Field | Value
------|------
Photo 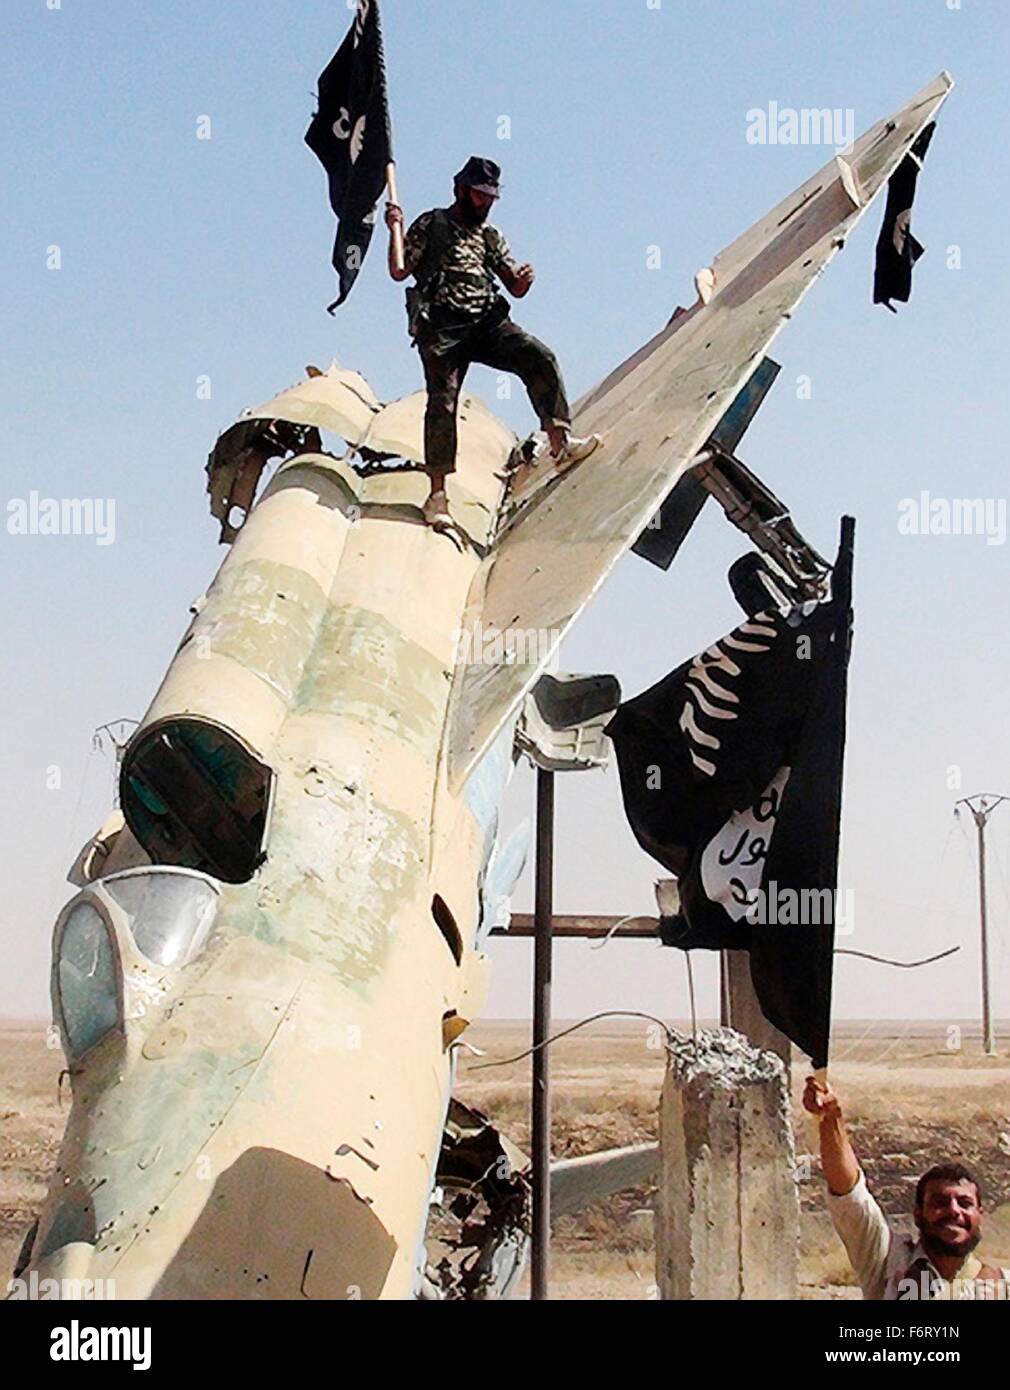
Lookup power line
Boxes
[834,946,959,969]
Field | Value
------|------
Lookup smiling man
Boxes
[804,1076,1009,1300]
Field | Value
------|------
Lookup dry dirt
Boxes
[3,1017,1009,1300]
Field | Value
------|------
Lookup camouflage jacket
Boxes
[404,208,517,328]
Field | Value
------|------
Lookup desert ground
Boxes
[3,1017,1009,1299]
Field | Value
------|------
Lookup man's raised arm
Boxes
[805,1076,892,1299]
[803,1075,860,1195]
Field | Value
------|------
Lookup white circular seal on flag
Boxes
[700,765,791,922]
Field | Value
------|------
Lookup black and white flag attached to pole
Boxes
[607,519,855,1067]
[305,0,393,309]
[873,121,936,312]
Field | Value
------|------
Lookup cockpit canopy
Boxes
[56,901,121,1061]
[52,866,220,1062]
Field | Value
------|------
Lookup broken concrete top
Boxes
[659,1025,798,1299]
[666,1026,787,1089]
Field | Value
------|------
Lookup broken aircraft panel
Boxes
[515,672,622,773]
[631,356,781,571]
[425,1101,660,1297]
[241,361,518,475]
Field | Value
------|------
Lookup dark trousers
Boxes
[417,315,570,476]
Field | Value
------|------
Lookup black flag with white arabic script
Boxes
[873,121,936,312]
[607,520,854,1067]
[305,0,393,308]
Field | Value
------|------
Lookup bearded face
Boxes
[455,185,494,227]
[915,1180,983,1260]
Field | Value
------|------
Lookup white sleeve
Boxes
[826,1169,892,1300]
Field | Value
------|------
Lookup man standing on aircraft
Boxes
[804,1075,1009,1299]
[385,156,599,527]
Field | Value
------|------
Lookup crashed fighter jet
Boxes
[17,75,951,1299]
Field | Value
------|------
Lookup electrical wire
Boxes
[588,913,638,950]
[466,1009,684,1071]
[834,946,959,968]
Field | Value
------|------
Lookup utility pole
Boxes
[955,794,1008,1056]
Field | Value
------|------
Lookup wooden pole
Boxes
[805,1065,830,1182]
[386,161,405,273]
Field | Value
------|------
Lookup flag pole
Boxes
[386,161,405,273]
[809,1065,829,1136]
[809,515,854,1149]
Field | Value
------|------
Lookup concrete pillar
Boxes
[656,1027,798,1300]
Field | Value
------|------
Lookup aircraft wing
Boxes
[445,72,953,787]
[550,1144,660,1219]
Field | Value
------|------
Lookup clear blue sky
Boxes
[3,1,1009,1034]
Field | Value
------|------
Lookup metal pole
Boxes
[531,767,554,1300]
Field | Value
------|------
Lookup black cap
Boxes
[454,155,502,197]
